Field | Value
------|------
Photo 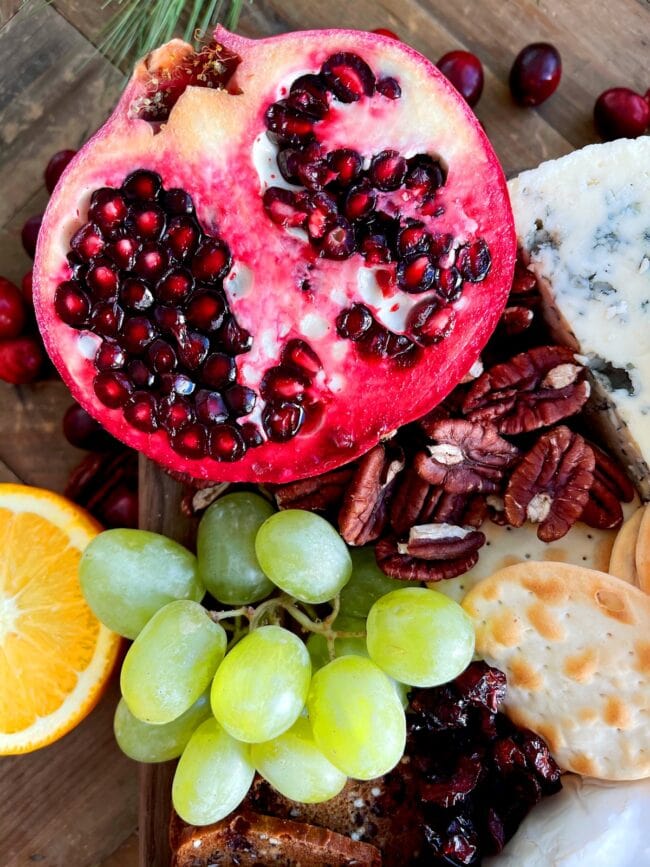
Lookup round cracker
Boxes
[609,505,645,587]
[635,506,650,594]
[463,561,650,780]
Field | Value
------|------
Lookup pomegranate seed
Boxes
[107,235,141,270]
[265,101,315,145]
[262,401,305,442]
[99,484,138,530]
[436,265,463,301]
[165,216,200,260]
[263,188,309,229]
[21,215,42,258]
[372,27,400,40]
[408,300,456,345]
[294,147,333,190]
[127,359,155,388]
[154,305,185,334]
[594,88,650,140]
[160,373,195,397]
[63,402,114,449]
[456,239,491,282]
[509,43,562,107]
[186,290,226,332]
[90,302,124,338]
[218,316,252,355]
[397,253,437,293]
[376,77,402,99]
[162,188,194,215]
[281,339,321,375]
[147,338,177,373]
[195,389,229,424]
[0,277,26,339]
[240,422,264,448]
[437,51,484,107]
[192,240,231,283]
[277,148,301,184]
[201,352,237,388]
[126,204,166,240]
[121,316,157,354]
[370,150,407,190]
[156,267,194,304]
[21,271,33,305]
[95,341,126,370]
[360,233,392,264]
[260,365,309,402]
[172,423,208,458]
[94,370,133,408]
[89,189,128,233]
[344,182,377,220]
[327,149,362,186]
[336,304,373,340]
[134,243,169,280]
[307,192,339,240]
[225,384,257,417]
[71,223,105,261]
[122,169,162,202]
[398,222,431,256]
[44,149,77,193]
[385,332,417,361]
[0,336,43,384]
[405,155,446,197]
[159,396,194,432]
[124,392,159,432]
[86,259,119,299]
[429,232,454,258]
[55,281,91,326]
[176,329,210,369]
[120,278,153,311]
[288,74,329,119]
[321,52,375,102]
[209,423,246,461]
[320,219,356,260]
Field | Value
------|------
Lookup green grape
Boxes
[114,691,212,763]
[366,587,475,687]
[197,492,275,605]
[121,600,226,724]
[251,716,347,804]
[255,510,352,603]
[172,717,254,826]
[338,547,406,619]
[211,625,310,743]
[307,655,406,780]
[79,529,203,639]
[307,616,409,709]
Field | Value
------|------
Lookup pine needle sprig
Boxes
[100,0,247,69]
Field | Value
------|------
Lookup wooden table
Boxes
[0,0,647,863]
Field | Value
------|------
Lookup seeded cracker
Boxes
[462,561,650,780]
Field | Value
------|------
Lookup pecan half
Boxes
[414,420,520,494]
[433,491,487,528]
[504,427,595,542]
[339,443,404,546]
[462,346,591,435]
[509,259,538,300]
[498,305,535,336]
[274,464,355,513]
[389,466,443,536]
[375,524,484,582]
[580,442,635,530]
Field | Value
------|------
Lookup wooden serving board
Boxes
[1,0,647,865]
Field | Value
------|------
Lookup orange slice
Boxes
[0,484,121,754]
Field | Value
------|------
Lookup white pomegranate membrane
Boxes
[36,30,515,482]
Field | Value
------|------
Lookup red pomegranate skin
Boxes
[509,43,562,106]
[594,88,650,140]
[0,336,43,384]
[437,51,484,107]
[0,277,26,339]
[33,28,515,484]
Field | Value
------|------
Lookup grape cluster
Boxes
[79,493,475,826]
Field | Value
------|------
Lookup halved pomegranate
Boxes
[34,28,515,483]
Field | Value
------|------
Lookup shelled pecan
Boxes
[375,524,484,582]
[580,441,636,530]
[65,448,139,528]
[339,443,405,546]
[274,464,355,513]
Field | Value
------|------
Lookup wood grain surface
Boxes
[0,0,648,864]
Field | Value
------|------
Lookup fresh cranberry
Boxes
[63,402,115,451]
[0,277,26,339]
[594,87,650,140]
[21,271,33,305]
[509,43,562,106]
[372,28,400,40]
[44,149,77,193]
[98,483,139,529]
[21,215,43,259]
[0,336,44,384]
[437,51,484,107]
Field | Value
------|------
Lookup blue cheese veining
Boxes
[508,137,650,498]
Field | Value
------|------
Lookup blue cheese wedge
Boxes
[508,137,650,498]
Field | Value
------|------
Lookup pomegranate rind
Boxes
[34,28,515,483]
